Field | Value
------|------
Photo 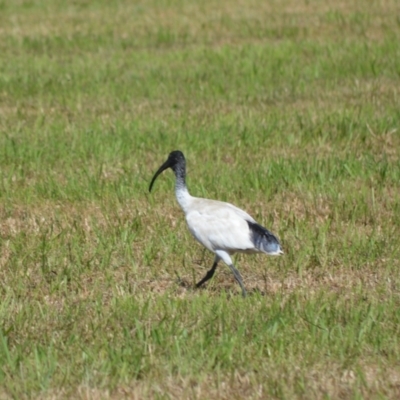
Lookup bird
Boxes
[148,150,283,297]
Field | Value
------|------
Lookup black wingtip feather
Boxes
[247,221,282,255]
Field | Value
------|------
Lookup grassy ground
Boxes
[1,0,400,398]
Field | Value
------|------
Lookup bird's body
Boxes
[149,151,283,297]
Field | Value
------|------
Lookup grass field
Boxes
[1,0,400,398]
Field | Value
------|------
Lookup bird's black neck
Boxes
[172,161,187,192]
[172,159,192,212]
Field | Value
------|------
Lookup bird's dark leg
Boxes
[227,264,247,298]
[196,257,219,288]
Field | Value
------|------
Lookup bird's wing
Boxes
[193,198,256,222]
[185,199,255,253]
[222,201,256,223]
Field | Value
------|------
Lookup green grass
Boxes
[1,0,400,398]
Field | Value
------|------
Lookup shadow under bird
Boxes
[149,150,283,297]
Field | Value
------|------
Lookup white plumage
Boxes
[149,150,283,297]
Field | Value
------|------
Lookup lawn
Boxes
[0,0,400,398]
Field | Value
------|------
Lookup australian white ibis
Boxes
[149,150,283,297]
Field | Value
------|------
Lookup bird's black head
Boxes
[167,150,185,167]
[149,150,186,192]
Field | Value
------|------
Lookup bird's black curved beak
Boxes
[149,158,172,192]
